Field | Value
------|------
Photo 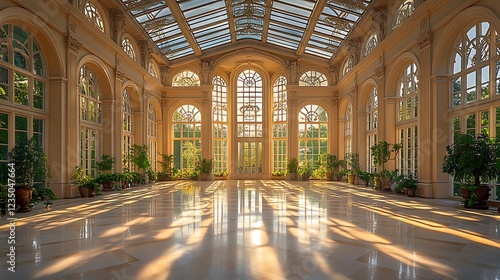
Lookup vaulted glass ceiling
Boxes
[120,0,372,61]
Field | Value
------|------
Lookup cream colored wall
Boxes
[2,0,499,198]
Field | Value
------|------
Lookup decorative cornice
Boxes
[66,35,82,53]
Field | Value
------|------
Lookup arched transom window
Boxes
[173,105,201,172]
[172,70,200,87]
[121,37,136,61]
[84,2,105,32]
[343,56,353,77]
[298,104,328,165]
[393,0,415,30]
[299,70,328,86]
[365,33,378,57]
[148,60,158,78]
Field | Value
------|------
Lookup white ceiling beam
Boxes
[296,0,327,56]
[164,0,202,56]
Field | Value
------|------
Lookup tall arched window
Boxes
[121,37,136,61]
[122,89,134,170]
[393,0,415,30]
[273,76,287,173]
[364,33,378,57]
[345,102,352,155]
[236,70,263,175]
[172,70,200,87]
[173,105,201,172]
[212,76,228,175]
[79,65,102,176]
[0,25,47,172]
[343,56,353,76]
[298,104,328,165]
[148,103,157,171]
[83,2,105,32]
[449,21,500,198]
[299,71,328,86]
[397,63,419,177]
[366,88,378,172]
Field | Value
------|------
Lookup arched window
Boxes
[84,2,105,32]
[122,89,134,170]
[173,105,201,172]
[172,70,200,87]
[148,103,157,171]
[345,102,352,155]
[0,24,47,174]
[393,0,415,30]
[397,63,419,177]
[449,21,500,198]
[121,37,136,61]
[79,65,102,176]
[299,70,328,86]
[236,70,263,175]
[148,60,158,78]
[343,56,353,76]
[365,33,378,57]
[298,104,328,165]
[212,76,228,175]
[273,76,287,173]
[366,87,378,172]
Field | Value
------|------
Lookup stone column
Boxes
[48,77,68,199]
[63,35,82,198]
[114,68,124,172]
[287,94,298,160]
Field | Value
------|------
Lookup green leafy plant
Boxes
[96,155,114,172]
[345,153,360,176]
[197,158,213,175]
[442,133,500,187]
[287,158,299,174]
[129,145,152,178]
[9,137,51,188]
[370,141,402,171]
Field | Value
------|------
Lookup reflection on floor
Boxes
[1,180,500,279]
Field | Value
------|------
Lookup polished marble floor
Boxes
[1,180,500,279]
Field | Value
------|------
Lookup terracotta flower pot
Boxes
[15,187,34,213]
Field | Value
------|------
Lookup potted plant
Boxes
[358,171,374,187]
[271,170,286,180]
[395,174,417,196]
[345,153,360,184]
[197,158,213,181]
[157,153,174,181]
[9,137,52,212]
[299,161,314,181]
[129,145,152,184]
[70,166,99,198]
[96,154,115,191]
[286,158,299,181]
[214,170,229,180]
[442,133,500,208]
[371,141,402,190]
[320,154,343,181]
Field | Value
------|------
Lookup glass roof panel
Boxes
[302,0,372,58]
[121,0,373,61]
[179,0,231,52]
